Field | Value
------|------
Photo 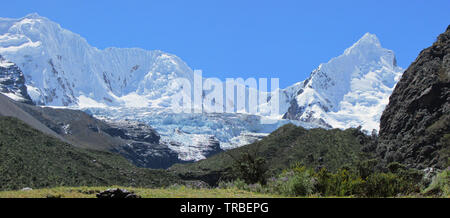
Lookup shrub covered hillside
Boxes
[0,116,181,191]
[218,163,449,197]
[170,124,376,186]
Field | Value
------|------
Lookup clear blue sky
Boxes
[1,0,449,88]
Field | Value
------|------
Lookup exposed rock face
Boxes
[0,55,32,104]
[103,120,184,169]
[102,120,161,144]
[378,26,450,169]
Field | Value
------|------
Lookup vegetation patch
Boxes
[171,124,376,186]
[219,163,446,198]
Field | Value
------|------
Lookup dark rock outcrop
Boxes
[0,55,33,104]
[96,188,141,198]
[113,141,183,169]
[103,119,184,169]
[377,26,450,169]
[102,120,160,144]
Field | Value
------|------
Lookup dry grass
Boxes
[0,186,282,198]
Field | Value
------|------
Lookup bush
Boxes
[315,168,365,196]
[231,152,268,185]
[423,170,450,196]
[267,165,315,196]
[225,161,426,198]
[357,159,379,179]
[364,172,417,197]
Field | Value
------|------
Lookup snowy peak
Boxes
[23,12,43,19]
[344,33,382,54]
[282,33,404,131]
[340,33,397,70]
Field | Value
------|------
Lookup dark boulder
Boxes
[96,188,141,199]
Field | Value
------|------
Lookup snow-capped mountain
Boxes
[0,13,193,107]
[0,13,403,161]
[277,33,404,131]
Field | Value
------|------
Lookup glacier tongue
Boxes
[85,107,320,161]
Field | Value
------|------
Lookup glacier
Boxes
[0,13,403,161]
[84,107,319,161]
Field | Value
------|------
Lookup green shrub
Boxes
[314,168,365,196]
[223,161,425,198]
[387,162,406,173]
[268,165,315,196]
[232,152,268,185]
[364,172,417,197]
[423,170,450,196]
[357,159,379,179]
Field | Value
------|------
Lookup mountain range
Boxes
[0,13,403,162]
[0,13,448,195]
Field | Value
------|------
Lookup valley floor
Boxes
[0,186,446,198]
[0,186,282,198]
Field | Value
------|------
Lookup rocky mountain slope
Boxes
[0,93,63,140]
[101,119,187,168]
[377,26,450,170]
[0,116,181,191]
[1,92,198,169]
[0,55,32,104]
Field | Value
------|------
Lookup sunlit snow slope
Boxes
[280,33,404,131]
[0,13,193,107]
